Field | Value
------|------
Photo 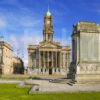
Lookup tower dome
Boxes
[46,10,51,16]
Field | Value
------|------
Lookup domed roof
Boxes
[46,10,51,16]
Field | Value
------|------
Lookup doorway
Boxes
[49,69,52,75]
[0,68,2,74]
[49,61,52,75]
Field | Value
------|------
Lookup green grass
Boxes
[0,84,100,100]
[1,75,30,80]
[1,74,65,80]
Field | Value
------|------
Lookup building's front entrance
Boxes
[0,68,2,74]
[49,61,52,75]
[49,69,52,75]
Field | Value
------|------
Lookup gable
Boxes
[39,41,61,49]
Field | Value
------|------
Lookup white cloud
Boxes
[0,5,43,67]
[6,29,42,67]
[20,31,42,67]
[3,25,71,68]
[0,0,71,67]
[9,34,19,48]
[8,30,71,67]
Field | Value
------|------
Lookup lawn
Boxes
[0,84,100,100]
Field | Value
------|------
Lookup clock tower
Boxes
[43,10,54,42]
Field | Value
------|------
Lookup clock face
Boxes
[46,20,50,24]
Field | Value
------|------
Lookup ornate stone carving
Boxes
[79,63,100,72]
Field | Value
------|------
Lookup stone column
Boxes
[52,51,53,67]
[56,51,57,68]
[28,53,32,69]
[51,51,54,74]
[42,51,43,68]
[45,51,47,68]
[68,52,70,65]
[41,51,43,74]
[67,52,70,73]
[60,52,62,68]
[66,53,67,67]
[62,53,63,68]
[39,51,41,68]
[77,36,79,63]
[58,52,60,68]
[58,52,60,73]
[43,51,45,74]
[43,51,45,68]
[45,51,48,74]
[47,51,49,68]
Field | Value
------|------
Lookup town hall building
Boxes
[27,10,70,75]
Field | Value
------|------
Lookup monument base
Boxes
[70,62,100,84]
[75,74,100,84]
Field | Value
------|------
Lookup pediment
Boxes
[39,41,61,49]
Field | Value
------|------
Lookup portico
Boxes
[38,50,61,74]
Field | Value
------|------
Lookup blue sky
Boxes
[0,0,100,66]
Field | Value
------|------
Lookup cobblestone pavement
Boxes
[28,79,100,93]
[0,79,100,93]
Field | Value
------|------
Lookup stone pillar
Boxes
[45,51,47,68]
[52,51,53,67]
[43,51,45,68]
[43,51,46,74]
[67,52,69,73]
[60,52,62,68]
[39,51,41,69]
[77,36,80,63]
[57,52,60,72]
[62,53,64,68]
[42,51,43,68]
[58,52,60,73]
[56,51,57,68]
[46,51,48,74]
[47,51,49,68]
[28,53,32,69]
[58,52,60,68]
[66,53,68,68]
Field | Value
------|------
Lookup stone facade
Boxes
[28,10,70,75]
[69,22,100,83]
[0,41,24,75]
[0,41,13,75]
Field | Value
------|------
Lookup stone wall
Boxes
[80,33,99,62]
